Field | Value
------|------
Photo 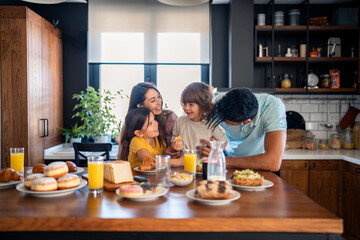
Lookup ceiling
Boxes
[212,0,354,4]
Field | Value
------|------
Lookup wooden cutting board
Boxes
[82,174,139,192]
[286,129,310,149]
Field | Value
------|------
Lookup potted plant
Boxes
[58,123,85,146]
[72,86,124,143]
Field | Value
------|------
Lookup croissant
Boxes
[32,164,47,173]
[139,156,155,171]
[0,168,24,182]
[65,161,77,173]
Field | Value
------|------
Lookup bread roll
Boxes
[57,174,80,190]
[195,180,232,199]
[65,161,77,173]
[44,162,68,178]
[24,174,45,189]
[31,177,57,192]
[32,164,47,173]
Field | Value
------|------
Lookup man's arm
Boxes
[197,130,286,171]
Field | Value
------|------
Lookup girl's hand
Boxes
[172,137,183,151]
[164,147,181,159]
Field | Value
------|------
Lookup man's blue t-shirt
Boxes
[215,93,287,157]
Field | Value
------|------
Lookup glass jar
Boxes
[330,133,342,149]
[302,133,316,150]
[318,139,329,150]
[320,74,331,88]
[354,122,360,149]
[207,141,226,181]
[342,128,354,149]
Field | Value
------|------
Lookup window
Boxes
[89,0,209,122]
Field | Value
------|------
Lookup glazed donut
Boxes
[65,161,77,173]
[32,164,47,173]
[31,177,57,192]
[24,173,45,189]
[57,174,80,190]
[119,185,143,198]
[44,161,68,178]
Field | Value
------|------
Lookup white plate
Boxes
[133,167,156,175]
[0,180,23,189]
[116,186,169,201]
[16,179,87,197]
[27,167,84,175]
[186,189,240,206]
[229,179,274,192]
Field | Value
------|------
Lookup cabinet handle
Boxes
[355,168,360,174]
[304,162,307,168]
[40,118,49,137]
[312,162,316,168]
[45,118,49,137]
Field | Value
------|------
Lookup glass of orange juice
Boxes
[184,149,197,175]
[10,148,24,175]
[87,156,104,194]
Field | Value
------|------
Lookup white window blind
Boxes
[88,0,210,63]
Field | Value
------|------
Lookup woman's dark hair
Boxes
[181,82,213,120]
[126,82,166,148]
[206,88,258,128]
[120,107,152,160]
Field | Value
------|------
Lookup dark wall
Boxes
[211,4,229,88]
[211,0,254,89]
[0,1,88,129]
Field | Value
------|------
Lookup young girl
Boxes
[171,82,227,153]
[120,107,166,168]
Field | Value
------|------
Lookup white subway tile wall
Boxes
[277,94,360,140]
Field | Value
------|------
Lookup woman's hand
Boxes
[196,137,215,157]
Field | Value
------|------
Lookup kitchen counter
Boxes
[44,144,360,165]
[0,169,342,240]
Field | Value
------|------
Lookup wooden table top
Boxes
[0,168,342,233]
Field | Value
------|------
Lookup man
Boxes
[197,88,287,172]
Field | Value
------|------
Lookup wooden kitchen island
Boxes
[0,169,342,240]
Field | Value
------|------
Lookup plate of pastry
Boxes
[229,169,273,192]
[186,180,240,206]
[0,181,23,189]
[16,178,87,198]
[116,184,168,201]
[133,167,156,175]
[0,168,24,189]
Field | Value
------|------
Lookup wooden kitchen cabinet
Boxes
[0,6,63,167]
[280,160,309,195]
[309,160,339,216]
[281,160,340,216]
[341,161,360,240]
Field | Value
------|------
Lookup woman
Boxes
[117,82,178,160]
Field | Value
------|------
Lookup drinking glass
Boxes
[155,155,170,187]
[87,156,104,194]
[10,148,24,175]
[184,149,197,175]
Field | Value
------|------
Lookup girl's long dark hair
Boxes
[120,108,151,161]
[127,82,167,148]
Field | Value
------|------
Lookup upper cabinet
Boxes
[254,0,359,94]
[0,6,63,167]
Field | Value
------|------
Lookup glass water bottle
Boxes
[207,141,226,181]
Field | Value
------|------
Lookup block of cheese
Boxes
[104,161,133,184]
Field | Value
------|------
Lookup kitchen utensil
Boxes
[286,111,305,130]
[307,72,319,87]
[327,37,341,57]
[320,102,333,129]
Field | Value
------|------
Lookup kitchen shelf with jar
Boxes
[254,0,359,93]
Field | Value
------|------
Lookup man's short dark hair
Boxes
[206,88,258,128]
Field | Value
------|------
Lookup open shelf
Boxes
[256,57,357,62]
[275,88,357,93]
[255,25,358,31]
